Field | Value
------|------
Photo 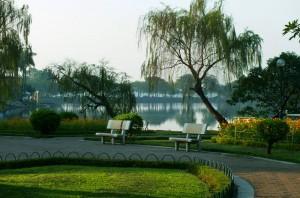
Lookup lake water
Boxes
[2,99,240,131]
[136,102,238,131]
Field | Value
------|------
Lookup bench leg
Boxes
[197,141,201,151]
[111,138,115,145]
[101,137,105,144]
[186,143,190,152]
[122,136,125,145]
[175,142,179,151]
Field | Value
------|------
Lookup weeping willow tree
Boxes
[51,60,136,118]
[0,0,32,108]
[138,0,262,124]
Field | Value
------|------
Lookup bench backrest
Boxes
[183,123,208,139]
[107,120,131,135]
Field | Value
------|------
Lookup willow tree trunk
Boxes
[194,84,228,125]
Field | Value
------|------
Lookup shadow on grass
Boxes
[0,183,163,198]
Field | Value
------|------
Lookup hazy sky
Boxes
[16,0,300,81]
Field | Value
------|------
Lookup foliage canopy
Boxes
[0,0,32,107]
[51,60,136,118]
[228,52,300,117]
[138,0,262,124]
[283,19,300,42]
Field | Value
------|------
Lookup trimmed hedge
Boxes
[211,136,300,151]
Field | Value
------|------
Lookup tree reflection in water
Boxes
[2,100,240,131]
[136,102,239,131]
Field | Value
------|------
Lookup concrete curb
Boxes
[234,176,255,198]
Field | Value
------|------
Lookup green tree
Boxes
[283,19,300,42]
[256,119,289,154]
[51,60,136,118]
[27,68,59,96]
[138,0,262,124]
[0,0,32,107]
[228,52,300,117]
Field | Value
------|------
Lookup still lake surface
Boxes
[3,99,240,131]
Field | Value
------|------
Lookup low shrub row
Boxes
[0,110,144,140]
[219,118,294,154]
[0,117,107,136]
[211,136,300,151]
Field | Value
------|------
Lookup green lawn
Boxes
[0,165,211,198]
[131,139,300,163]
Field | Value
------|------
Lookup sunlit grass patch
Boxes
[0,165,211,197]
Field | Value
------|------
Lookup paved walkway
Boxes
[0,136,300,197]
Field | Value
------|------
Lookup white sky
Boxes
[16,0,300,81]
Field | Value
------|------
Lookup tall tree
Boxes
[138,0,262,124]
[228,52,300,117]
[0,0,32,107]
[51,60,136,118]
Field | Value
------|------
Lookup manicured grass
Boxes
[132,139,300,163]
[0,165,211,197]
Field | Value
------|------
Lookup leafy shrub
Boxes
[219,117,261,140]
[29,109,61,136]
[256,118,289,154]
[60,112,79,121]
[218,123,235,137]
[113,113,143,141]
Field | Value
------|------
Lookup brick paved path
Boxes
[0,136,299,197]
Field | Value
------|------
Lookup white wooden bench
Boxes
[169,123,208,152]
[95,120,131,145]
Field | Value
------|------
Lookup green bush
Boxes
[113,113,143,141]
[218,123,235,137]
[29,109,61,136]
[256,118,289,154]
[60,112,79,121]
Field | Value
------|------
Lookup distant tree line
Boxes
[131,75,231,101]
